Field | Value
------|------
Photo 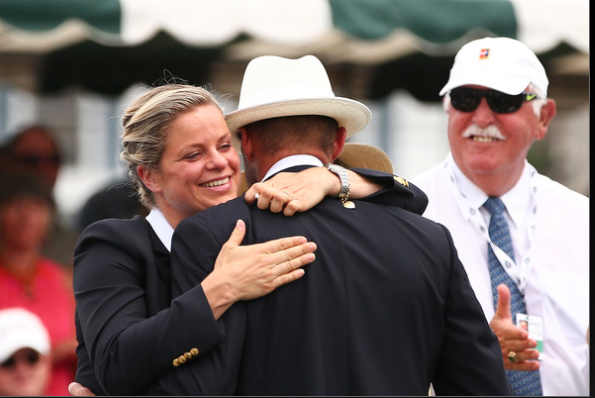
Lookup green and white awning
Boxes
[0,0,588,98]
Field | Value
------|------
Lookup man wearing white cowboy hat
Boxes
[150,54,510,395]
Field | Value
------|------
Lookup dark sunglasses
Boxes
[0,350,41,369]
[15,154,62,166]
[449,88,540,114]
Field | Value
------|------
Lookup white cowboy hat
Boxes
[226,55,371,146]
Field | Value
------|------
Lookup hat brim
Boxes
[226,97,371,149]
[439,70,531,96]
[335,143,393,174]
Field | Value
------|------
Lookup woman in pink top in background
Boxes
[0,172,77,396]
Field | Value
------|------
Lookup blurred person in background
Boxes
[77,178,148,231]
[0,307,52,396]
[0,172,77,396]
[412,37,589,396]
[1,125,80,270]
[4,125,62,189]
[0,141,11,176]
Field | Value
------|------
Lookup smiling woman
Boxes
[72,82,321,395]
[121,86,241,226]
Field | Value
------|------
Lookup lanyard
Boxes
[442,160,538,295]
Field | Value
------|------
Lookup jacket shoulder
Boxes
[351,167,429,215]
[76,216,151,252]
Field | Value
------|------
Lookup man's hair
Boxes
[245,115,337,156]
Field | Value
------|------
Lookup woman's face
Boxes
[144,104,241,223]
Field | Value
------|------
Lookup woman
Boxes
[73,83,389,395]
[0,172,77,395]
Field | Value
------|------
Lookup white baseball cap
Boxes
[226,55,371,144]
[439,37,549,97]
[0,308,50,363]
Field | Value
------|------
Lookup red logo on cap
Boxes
[479,48,490,59]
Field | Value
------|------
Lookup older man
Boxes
[413,37,589,396]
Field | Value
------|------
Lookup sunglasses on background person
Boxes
[449,87,540,114]
[0,350,41,369]
[14,154,62,167]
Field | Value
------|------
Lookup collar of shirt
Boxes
[448,153,488,217]
[499,167,534,231]
[262,154,323,181]
[447,153,534,230]
[146,207,174,252]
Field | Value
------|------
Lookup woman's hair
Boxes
[120,83,223,209]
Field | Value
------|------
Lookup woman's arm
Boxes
[245,166,388,216]
[74,219,316,395]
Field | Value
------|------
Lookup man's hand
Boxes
[489,284,540,371]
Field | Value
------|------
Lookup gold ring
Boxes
[507,351,518,363]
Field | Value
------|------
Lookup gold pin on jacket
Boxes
[394,176,409,188]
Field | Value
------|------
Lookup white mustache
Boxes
[462,125,506,140]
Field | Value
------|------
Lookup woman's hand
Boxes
[68,382,96,396]
[244,167,383,216]
[202,219,317,319]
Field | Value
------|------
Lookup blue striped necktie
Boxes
[484,197,542,396]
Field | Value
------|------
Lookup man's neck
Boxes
[261,154,324,181]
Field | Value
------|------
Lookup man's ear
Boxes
[535,98,556,141]
[137,165,161,194]
[331,127,347,161]
[239,127,255,162]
